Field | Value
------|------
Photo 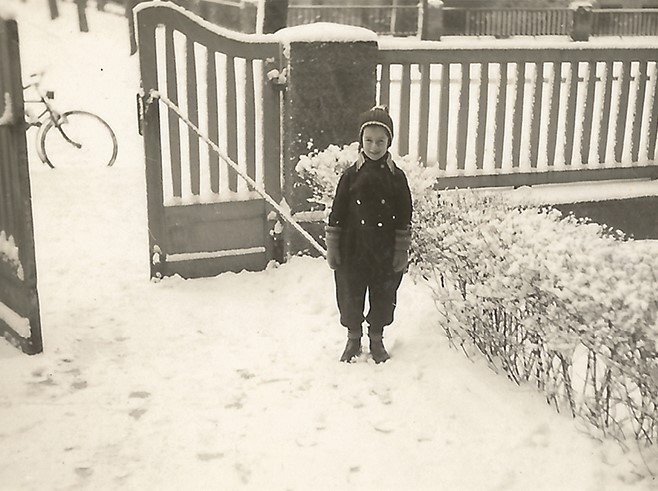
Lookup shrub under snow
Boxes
[296,143,658,449]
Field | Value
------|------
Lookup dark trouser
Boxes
[334,266,404,338]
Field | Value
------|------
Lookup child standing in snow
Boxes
[325,106,413,363]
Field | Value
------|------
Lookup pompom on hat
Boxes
[358,105,394,147]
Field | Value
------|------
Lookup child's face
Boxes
[361,125,389,161]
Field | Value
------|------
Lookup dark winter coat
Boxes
[328,153,413,271]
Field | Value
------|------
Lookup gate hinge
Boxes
[266,67,287,90]
[136,89,158,135]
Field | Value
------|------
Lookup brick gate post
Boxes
[278,25,379,257]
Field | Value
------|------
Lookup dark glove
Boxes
[325,225,342,270]
[392,228,411,272]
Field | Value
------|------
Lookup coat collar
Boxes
[356,152,395,173]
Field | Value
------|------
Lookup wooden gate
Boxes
[136,2,282,279]
[0,17,43,354]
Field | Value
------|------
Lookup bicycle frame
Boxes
[23,76,82,160]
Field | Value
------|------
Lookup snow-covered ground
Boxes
[1,1,657,489]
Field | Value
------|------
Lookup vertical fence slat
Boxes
[475,62,489,170]
[245,59,256,181]
[418,63,431,165]
[494,62,508,170]
[457,62,469,170]
[207,51,220,194]
[581,61,597,165]
[615,60,632,163]
[165,27,182,198]
[598,61,614,163]
[529,62,544,169]
[379,64,390,110]
[437,63,450,170]
[648,62,658,160]
[546,60,562,167]
[263,61,281,201]
[186,37,200,196]
[398,63,412,157]
[226,55,238,192]
[511,61,526,168]
[564,61,579,166]
[631,60,648,163]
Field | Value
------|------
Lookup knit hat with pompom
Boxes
[358,105,394,147]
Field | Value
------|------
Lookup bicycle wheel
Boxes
[39,110,118,168]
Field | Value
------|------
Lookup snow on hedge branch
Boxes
[412,189,658,448]
[295,141,439,212]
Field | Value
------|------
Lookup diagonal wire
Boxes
[150,89,327,258]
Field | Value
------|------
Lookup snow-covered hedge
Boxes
[296,143,658,448]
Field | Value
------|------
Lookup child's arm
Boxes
[325,170,351,269]
[328,170,351,227]
[392,171,413,272]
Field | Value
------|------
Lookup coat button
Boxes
[361,219,365,225]
[356,199,361,205]
[377,222,383,227]
[381,199,386,204]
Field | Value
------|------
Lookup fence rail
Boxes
[377,46,658,186]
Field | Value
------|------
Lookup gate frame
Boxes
[136,2,284,279]
[0,17,43,355]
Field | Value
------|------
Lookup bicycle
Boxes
[23,72,118,168]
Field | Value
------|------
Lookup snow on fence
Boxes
[378,45,658,187]
[0,16,43,354]
[149,22,279,205]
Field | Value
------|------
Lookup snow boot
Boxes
[340,327,362,362]
[368,325,390,364]
[340,338,362,362]
[369,337,390,364]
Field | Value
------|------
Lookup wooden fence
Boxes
[0,17,43,354]
[592,8,658,36]
[440,7,658,38]
[377,46,658,187]
[444,8,572,37]
[287,4,420,36]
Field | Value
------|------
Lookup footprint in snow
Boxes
[129,408,147,420]
[372,419,395,434]
[197,452,224,461]
[128,391,151,399]
[74,467,93,478]
[71,380,88,391]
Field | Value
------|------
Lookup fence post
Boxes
[48,0,59,19]
[570,1,593,41]
[262,0,288,34]
[278,26,379,256]
[422,0,443,40]
[75,0,89,32]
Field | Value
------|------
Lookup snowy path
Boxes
[0,1,655,489]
